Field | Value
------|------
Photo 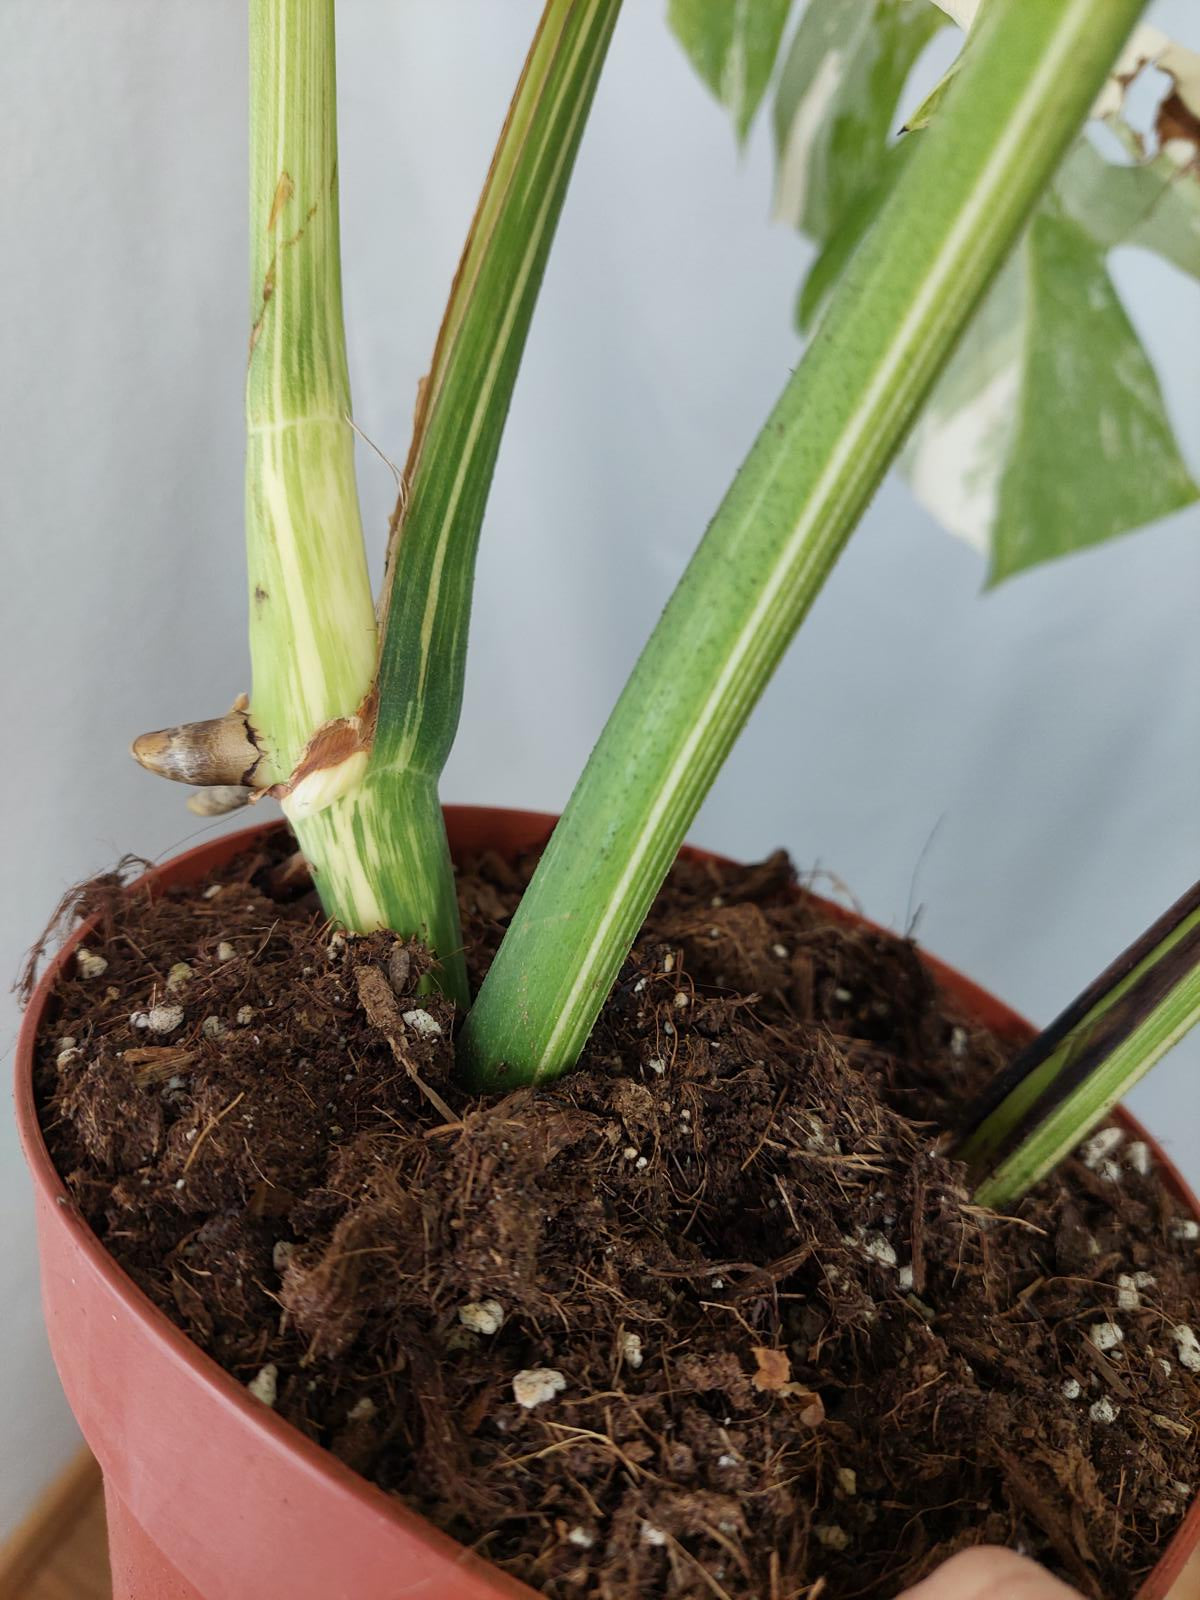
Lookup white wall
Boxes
[2,0,1197,1537]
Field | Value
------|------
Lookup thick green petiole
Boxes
[369,0,622,784]
[460,0,1150,1088]
[245,0,376,784]
[961,881,1200,1210]
[244,0,466,997]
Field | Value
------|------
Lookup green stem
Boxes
[961,881,1200,1210]
[246,0,464,990]
[246,0,375,782]
[369,0,622,781]
[290,771,468,1007]
[460,0,1149,1088]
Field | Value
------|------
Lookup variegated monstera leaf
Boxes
[671,0,1200,584]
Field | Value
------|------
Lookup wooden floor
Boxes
[22,1494,109,1600]
[1,1450,1198,1600]
[0,1452,109,1600]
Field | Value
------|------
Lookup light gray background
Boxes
[2,0,1197,1537]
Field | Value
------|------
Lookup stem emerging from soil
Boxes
[961,880,1200,1210]
[461,0,1151,1088]
[244,0,467,992]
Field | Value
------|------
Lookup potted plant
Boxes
[16,1,1200,1597]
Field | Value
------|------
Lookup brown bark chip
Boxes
[33,834,1200,1598]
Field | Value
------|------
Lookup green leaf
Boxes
[760,1,1200,581]
[771,0,947,242]
[906,207,1198,584]
[992,210,1196,582]
[669,0,794,142]
[937,131,1200,582]
[1054,135,1200,283]
[903,50,961,131]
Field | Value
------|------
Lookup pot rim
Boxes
[15,808,1200,1598]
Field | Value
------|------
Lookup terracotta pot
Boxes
[15,808,1200,1600]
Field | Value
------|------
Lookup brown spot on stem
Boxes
[267,171,294,233]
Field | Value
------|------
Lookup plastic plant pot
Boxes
[15,808,1200,1600]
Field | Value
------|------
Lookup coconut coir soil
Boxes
[33,833,1200,1599]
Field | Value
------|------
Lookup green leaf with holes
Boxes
[754,0,1200,584]
[905,206,1198,584]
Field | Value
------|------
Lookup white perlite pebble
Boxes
[1088,1321,1124,1353]
[567,1527,595,1549]
[898,1265,915,1292]
[647,1058,666,1075]
[1081,1127,1124,1169]
[621,1332,644,1369]
[834,987,852,1003]
[1116,1275,1141,1312]
[1171,1325,1200,1372]
[458,1299,505,1336]
[76,948,109,980]
[815,1525,850,1552]
[773,944,789,959]
[673,991,689,1010]
[236,1005,255,1026]
[641,1523,668,1547]
[512,1368,567,1409]
[717,1453,738,1468]
[201,1015,227,1039]
[1169,1219,1200,1243]
[165,962,193,994]
[1090,1398,1119,1425]
[1126,1141,1152,1177]
[141,1004,184,1035]
[347,1396,377,1423]
[836,1467,858,1496]
[1061,1378,1082,1400]
[216,942,236,963]
[622,1146,638,1161]
[56,1044,80,1069]
[847,1227,897,1269]
[950,1026,968,1059]
[403,1009,442,1038]
[247,1364,278,1407]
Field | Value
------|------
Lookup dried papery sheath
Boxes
[187,785,253,817]
[132,709,262,789]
